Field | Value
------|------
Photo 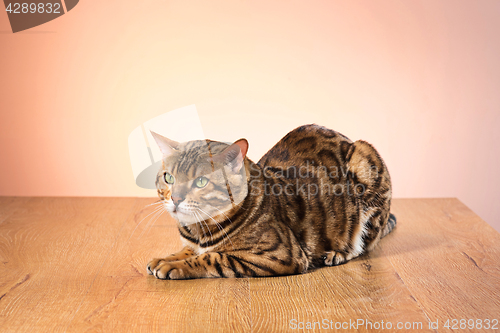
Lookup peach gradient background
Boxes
[0,0,499,231]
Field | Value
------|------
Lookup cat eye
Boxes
[164,173,175,184]
[194,177,209,188]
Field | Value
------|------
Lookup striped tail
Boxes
[381,213,397,238]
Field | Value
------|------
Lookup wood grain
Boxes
[0,197,498,332]
[384,199,500,330]
[0,197,138,332]
[67,198,251,333]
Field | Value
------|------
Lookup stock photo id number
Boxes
[3,0,79,32]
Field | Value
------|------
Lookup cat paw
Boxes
[147,258,165,275]
[323,251,347,266]
[147,259,185,279]
[147,255,182,275]
[149,261,186,280]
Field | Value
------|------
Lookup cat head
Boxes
[151,131,249,226]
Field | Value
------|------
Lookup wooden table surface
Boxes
[0,197,498,332]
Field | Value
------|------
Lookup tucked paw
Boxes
[323,251,347,266]
[164,267,185,280]
[147,258,165,275]
[146,259,183,279]
[147,255,184,275]
[153,262,174,279]
[151,262,186,280]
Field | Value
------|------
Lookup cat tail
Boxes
[381,213,397,238]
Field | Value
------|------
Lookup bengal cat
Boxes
[147,124,396,279]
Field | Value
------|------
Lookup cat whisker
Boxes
[198,207,234,251]
[148,209,166,236]
[208,205,234,225]
[143,200,163,208]
[194,211,204,236]
[206,205,237,251]
[128,205,164,241]
[194,211,208,242]
[203,220,214,246]
[195,210,214,246]
[139,208,165,239]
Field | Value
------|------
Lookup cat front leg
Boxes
[150,250,308,280]
[147,246,195,275]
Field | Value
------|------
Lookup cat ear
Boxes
[150,131,179,156]
[212,139,248,172]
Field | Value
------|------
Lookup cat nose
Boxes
[171,196,184,207]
